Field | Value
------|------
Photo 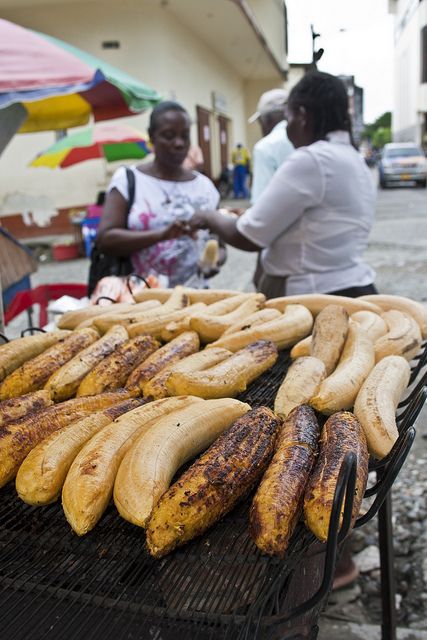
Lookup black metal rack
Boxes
[0,344,425,640]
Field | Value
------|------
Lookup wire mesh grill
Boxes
[0,345,425,640]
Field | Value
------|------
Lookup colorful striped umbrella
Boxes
[30,123,152,168]
[0,18,161,134]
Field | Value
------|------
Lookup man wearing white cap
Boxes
[249,88,294,204]
[248,88,294,285]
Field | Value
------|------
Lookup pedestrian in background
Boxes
[249,87,294,286]
[231,143,250,199]
[249,88,294,203]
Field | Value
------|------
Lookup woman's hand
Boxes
[162,220,193,241]
[189,210,211,231]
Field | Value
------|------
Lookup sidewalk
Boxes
[318,621,427,639]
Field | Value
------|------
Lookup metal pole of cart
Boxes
[377,475,397,640]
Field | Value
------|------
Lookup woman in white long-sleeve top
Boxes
[189,71,377,299]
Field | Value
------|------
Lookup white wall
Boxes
[392,0,427,143]
[0,1,250,218]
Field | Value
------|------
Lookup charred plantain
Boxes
[250,405,320,557]
[303,411,369,542]
[146,406,280,558]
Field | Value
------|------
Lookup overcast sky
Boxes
[285,0,394,123]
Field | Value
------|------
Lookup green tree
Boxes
[371,126,392,148]
[363,112,392,144]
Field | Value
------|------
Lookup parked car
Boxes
[378,142,427,188]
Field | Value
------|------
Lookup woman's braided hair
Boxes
[288,71,355,144]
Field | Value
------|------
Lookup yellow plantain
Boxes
[166,340,278,399]
[190,294,265,342]
[16,398,142,505]
[310,323,375,415]
[266,294,381,315]
[207,304,313,351]
[62,396,203,535]
[274,357,326,418]
[142,347,232,400]
[114,398,251,528]
[360,294,427,339]
[350,311,387,342]
[375,310,422,362]
[354,355,410,459]
[0,391,129,488]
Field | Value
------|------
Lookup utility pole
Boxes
[311,24,324,68]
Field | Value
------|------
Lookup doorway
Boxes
[218,115,230,172]
[196,106,212,179]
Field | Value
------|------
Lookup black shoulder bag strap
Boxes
[124,167,136,219]
[87,166,136,296]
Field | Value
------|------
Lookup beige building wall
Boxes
[391,0,427,143]
[246,0,287,68]
[0,1,261,221]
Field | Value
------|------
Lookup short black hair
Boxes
[288,71,353,142]
[148,101,188,138]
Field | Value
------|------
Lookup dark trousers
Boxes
[233,165,249,199]
[257,271,378,299]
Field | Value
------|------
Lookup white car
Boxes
[378,142,427,188]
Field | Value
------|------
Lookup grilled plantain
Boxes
[166,340,278,399]
[303,411,369,541]
[274,356,326,418]
[311,304,349,375]
[62,396,203,535]
[0,328,99,400]
[146,407,280,558]
[354,355,410,459]
[45,325,129,402]
[190,295,265,342]
[126,303,206,339]
[142,347,232,400]
[310,323,375,415]
[114,398,251,528]
[208,305,313,351]
[0,330,71,383]
[0,390,52,427]
[57,302,135,330]
[0,390,130,488]
[125,331,200,395]
[250,405,320,557]
[76,336,159,396]
[16,398,142,505]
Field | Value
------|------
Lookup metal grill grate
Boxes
[0,346,425,640]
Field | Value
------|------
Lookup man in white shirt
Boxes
[249,88,294,203]
[248,89,294,286]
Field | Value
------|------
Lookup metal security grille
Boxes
[0,347,425,640]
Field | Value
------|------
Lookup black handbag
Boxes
[87,168,135,296]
